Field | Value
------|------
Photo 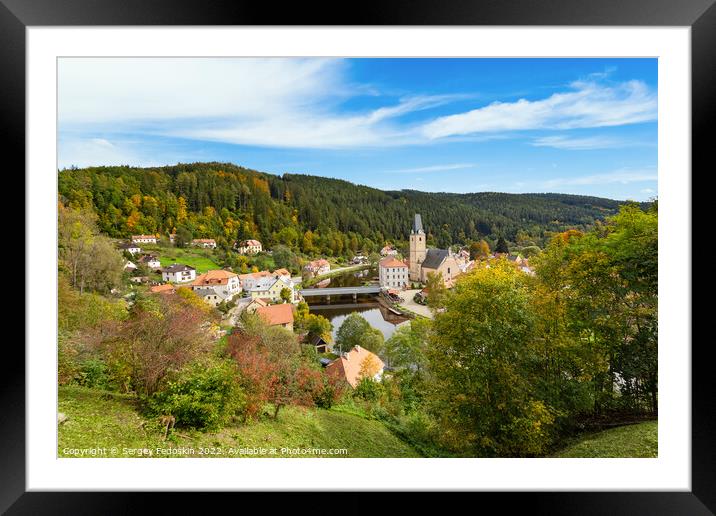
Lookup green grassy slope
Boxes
[551,421,658,458]
[58,386,420,458]
[153,247,221,274]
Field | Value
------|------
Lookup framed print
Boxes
[4,0,713,513]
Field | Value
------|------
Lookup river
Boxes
[302,266,409,341]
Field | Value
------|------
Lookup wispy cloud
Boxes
[531,135,628,150]
[173,94,458,149]
[421,80,657,139]
[542,168,657,188]
[386,163,476,174]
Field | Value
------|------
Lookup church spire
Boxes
[412,213,424,234]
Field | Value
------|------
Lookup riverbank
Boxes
[301,263,373,288]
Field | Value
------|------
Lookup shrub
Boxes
[313,374,347,409]
[147,359,244,430]
[353,378,384,402]
[76,358,112,390]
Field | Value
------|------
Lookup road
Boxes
[399,289,434,319]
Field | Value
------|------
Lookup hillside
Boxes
[551,421,658,458]
[58,386,420,458]
[58,162,630,251]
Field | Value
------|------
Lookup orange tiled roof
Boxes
[326,346,385,388]
[379,257,407,268]
[273,268,290,276]
[238,270,273,281]
[191,269,238,286]
[150,284,175,294]
[256,303,294,326]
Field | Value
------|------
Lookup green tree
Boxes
[335,313,384,354]
[298,313,333,343]
[279,287,292,304]
[426,259,555,456]
[424,271,447,310]
[495,236,509,254]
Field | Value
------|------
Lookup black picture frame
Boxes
[3,0,711,513]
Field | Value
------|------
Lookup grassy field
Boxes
[58,386,420,458]
[152,247,221,274]
[551,421,658,458]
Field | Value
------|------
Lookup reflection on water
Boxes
[305,266,408,341]
[309,301,408,341]
[310,267,378,288]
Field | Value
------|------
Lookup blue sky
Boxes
[58,58,657,201]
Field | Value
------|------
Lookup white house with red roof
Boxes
[235,239,262,255]
[380,245,398,257]
[379,257,409,289]
[190,269,241,306]
[131,234,157,244]
[191,238,217,249]
[304,258,330,276]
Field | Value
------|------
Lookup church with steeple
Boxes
[408,213,461,286]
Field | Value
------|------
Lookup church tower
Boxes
[409,213,426,282]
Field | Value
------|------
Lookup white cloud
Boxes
[542,168,657,188]
[385,163,476,173]
[174,95,456,149]
[58,60,657,154]
[421,80,657,139]
[59,57,461,149]
[531,135,627,150]
[58,137,190,169]
[59,57,347,123]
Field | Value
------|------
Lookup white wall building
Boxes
[161,264,196,283]
[190,270,242,306]
[131,234,157,244]
[192,239,217,249]
[118,242,141,255]
[379,257,409,289]
[235,239,262,254]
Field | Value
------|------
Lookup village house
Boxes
[129,275,149,284]
[351,255,369,265]
[192,238,217,249]
[325,345,385,388]
[299,333,330,354]
[168,233,176,245]
[273,268,292,282]
[238,270,274,291]
[118,241,141,255]
[190,269,242,306]
[256,303,295,332]
[161,264,196,283]
[124,260,137,271]
[380,245,398,257]
[248,276,298,303]
[235,239,262,255]
[150,283,176,295]
[379,257,409,289]
[244,297,268,314]
[137,254,161,269]
[304,258,330,276]
[458,260,476,275]
[131,234,157,244]
[408,214,461,287]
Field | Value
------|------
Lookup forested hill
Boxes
[58,162,629,250]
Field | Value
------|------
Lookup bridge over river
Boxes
[299,286,382,299]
